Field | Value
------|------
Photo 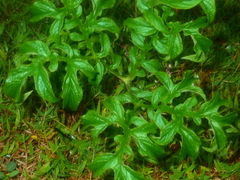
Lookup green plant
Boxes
[0,161,19,179]
[3,0,239,179]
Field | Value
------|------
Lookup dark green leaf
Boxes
[82,110,111,137]
[104,97,124,121]
[152,36,168,54]
[6,161,17,172]
[93,18,120,33]
[50,15,65,43]
[200,0,216,24]
[19,41,50,57]
[34,63,58,103]
[165,33,183,60]
[90,153,120,177]
[73,59,96,79]
[61,64,82,111]
[156,71,174,92]
[115,165,145,180]
[30,1,57,22]
[125,17,157,36]
[4,65,32,101]
[179,126,201,159]
[143,9,169,33]
[97,33,111,58]
[141,59,161,73]
[152,0,202,9]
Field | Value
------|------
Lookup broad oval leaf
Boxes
[4,65,33,101]
[124,17,157,36]
[89,153,120,177]
[61,65,82,111]
[152,36,168,54]
[165,33,183,60]
[93,18,120,33]
[115,165,145,180]
[34,63,58,103]
[141,59,160,73]
[152,0,202,9]
[104,97,125,121]
[143,9,169,34]
[19,41,50,57]
[73,59,96,79]
[30,1,57,22]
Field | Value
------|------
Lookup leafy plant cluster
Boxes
[3,0,239,179]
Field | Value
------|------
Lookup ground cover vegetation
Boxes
[0,0,240,179]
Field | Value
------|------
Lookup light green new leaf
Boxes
[91,0,115,17]
[30,1,57,22]
[104,97,125,121]
[180,126,201,159]
[137,0,151,12]
[152,0,202,9]
[131,123,165,163]
[93,18,120,33]
[97,33,111,58]
[61,0,82,9]
[125,17,157,36]
[4,65,32,101]
[90,153,120,177]
[82,110,111,137]
[61,65,82,111]
[143,9,169,34]
[200,0,216,24]
[34,63,58,103]
[52,43,73,58]
[69,32,84,41]
[19,41,50,58]
[115,165,145,180]
[73,59,96,80]
[48,54,58,72]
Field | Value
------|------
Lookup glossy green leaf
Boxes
[156,71,174,92]
[131,30,146,50]
[180,126,201,159]
[19,41,50,57]
[93,18,120,33]
[61,64,82,111]
[165,33,183,60]
[155,120,179,145]
[30,1,57,22]
[141,59,160,73]
[173,70,206,100]
[4,65,32,101]
[125,17,157,36]
[91,0,115,17]
[200,0,216,24]
[73,59,96,80]
[115,165,145,180]
[34,63,58,103]
[131,123,165,163]
[50,15,65,43]
[48,54,58,72]
[137,0,151,12]
[61,0,82,9]
[69,32,84,41]
[152,0,202,9]
[143,9,169,34]
[152,36,168,54]
[82,110,111,137]
[90,153,120,177]
[151,86,169,106]
[104,97,124,121]
[97,33,111,58]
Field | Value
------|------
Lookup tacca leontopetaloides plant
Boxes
[4,0,238,179]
